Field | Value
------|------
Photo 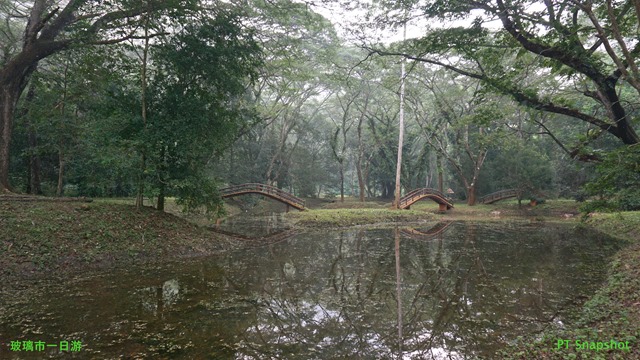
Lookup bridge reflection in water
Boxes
[211,227,299,248]
[400,221,455,241]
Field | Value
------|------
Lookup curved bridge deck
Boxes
[399,188,454,211]
[481,189,519,204]
[220,183,306,211]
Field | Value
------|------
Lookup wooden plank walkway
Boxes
[219,183,306,211]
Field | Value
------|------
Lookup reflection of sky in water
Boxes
[0,222,623,359]
[242,298,463,360]
[137,279,181,315]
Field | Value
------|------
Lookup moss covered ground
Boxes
[0,200,231,280]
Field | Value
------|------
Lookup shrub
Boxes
[583,145,640,212]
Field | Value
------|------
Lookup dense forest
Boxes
[1,0,639,213]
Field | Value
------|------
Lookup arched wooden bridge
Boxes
[219,183,306,211]
[399,188,454,211]
[480,189,519,204]
[400,221,455,240]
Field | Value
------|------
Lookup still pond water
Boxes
[0,217,622,359]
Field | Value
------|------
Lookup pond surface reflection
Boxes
[0,221,622,359]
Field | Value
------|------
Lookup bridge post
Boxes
[439,203,447,212]
[286,204,290,213]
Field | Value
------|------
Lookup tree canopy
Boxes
[2,0,638,211]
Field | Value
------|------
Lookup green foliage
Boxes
[617,188,640,212]
[407,24,488,56]
[583,145,640,212]
[487,139,554,197]
[529,197,545,204]
[137,11,262,214]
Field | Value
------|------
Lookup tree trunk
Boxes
[356,97,368,203]
[437,154,444,193]
[466,184,477,206]
[394,18,408,209]
[339,163,344,202]
[357,161,365,202]
[157,184,165,211]
[0,81,21,192]
[157,146,166,211]
[0,30,65,192]
[27,123,42,195]
[56,147,65,196]
[136,19,150,210]
[23,82,41,194]
[135,154,146,208]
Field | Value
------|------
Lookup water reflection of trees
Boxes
[199,222,608,359]
[121,223,616,359]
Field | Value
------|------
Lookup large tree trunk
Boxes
[0,79,24,192]
[466,184,477,206]
[0,0,67,192]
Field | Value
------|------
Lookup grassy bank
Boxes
[286,198,582,228]
[285,208,437,228]
[500,212,640,359]
[0,200,231,280]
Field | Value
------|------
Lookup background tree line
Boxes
[2,0,638,211]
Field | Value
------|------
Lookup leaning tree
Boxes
[363,0,640,154]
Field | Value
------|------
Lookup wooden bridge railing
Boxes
[480,189,519,204]
[399,188,454,210]
[219,183,306,210]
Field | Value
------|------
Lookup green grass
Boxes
[94,196,242,226]
[0,201,231,279]
[287,199,583,228]
[286,208,435,228]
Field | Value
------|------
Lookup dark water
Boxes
[0,220,623,359]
